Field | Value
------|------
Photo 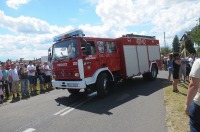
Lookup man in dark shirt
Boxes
[36,61,44,93]
[18,63,29,98]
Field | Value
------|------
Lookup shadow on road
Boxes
[55,77,170,115]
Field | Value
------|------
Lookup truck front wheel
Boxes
[96,73,111,98]
[67,89,80,94]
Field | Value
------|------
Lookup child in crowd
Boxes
[0,82,3,103]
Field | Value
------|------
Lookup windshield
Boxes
[52,39,78,61]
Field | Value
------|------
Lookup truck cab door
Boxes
[81,41,99,78]
[105,41,120,71]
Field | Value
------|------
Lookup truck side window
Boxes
[90,42,96,55]
[106,41,116,53]
[81,41,96,55]
[97,41,104,54]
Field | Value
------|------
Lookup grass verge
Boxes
[164,81,190,132]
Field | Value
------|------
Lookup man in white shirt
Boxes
[185,58,200,131]
[188,54,194,67]
[8,63,20,99]
[27,61,36,94]
[43,62,52,90]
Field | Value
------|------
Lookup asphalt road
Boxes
[0,71,169,132]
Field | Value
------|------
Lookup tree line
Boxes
[161,18,200,56]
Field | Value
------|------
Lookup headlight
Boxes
[74,73,79,77]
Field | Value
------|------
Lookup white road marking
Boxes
[54,92,97,116]
[60,96,93,116]
[22,128,36,132]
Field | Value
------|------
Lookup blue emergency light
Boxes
[53,29,84,42]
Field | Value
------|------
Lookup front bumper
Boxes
[52,80,86,89]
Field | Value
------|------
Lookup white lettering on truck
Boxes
[57,63,67,67]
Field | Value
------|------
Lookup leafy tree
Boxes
[180,34,196,55]
[185,38,196,54]
[187,19,200,46]
[172,35,180,53]
[160,46,172,55]
[196,47,200,55]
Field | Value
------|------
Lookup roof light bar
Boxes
[53,29,84,42]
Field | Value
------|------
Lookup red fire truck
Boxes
[49,30,161,97]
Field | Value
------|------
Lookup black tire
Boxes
[142,73,148,81]
[149,64,157,81]
[67,89,80,94]
[143,64,157,81]
[96,73,111,98]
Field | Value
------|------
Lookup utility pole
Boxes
[164,32,166,47]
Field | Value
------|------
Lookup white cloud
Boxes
[0,10,74,35]
[1,0,200,61]
[0,34,53,61]
[95,0,200,46]
[84,0,100,5]
[6,0,31,9]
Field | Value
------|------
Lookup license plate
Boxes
[67,83,78,87]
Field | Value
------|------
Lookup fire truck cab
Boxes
[50,30,161,97]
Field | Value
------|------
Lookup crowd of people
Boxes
[163,53,200,132]
[162,53,197,84]
[0,60,52,103]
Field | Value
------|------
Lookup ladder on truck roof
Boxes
[122,33,156,39]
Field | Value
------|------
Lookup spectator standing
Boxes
[27,61,36,94]
[8,63,20,99]
[172,53,181,93]
[0,82,3,103]
[188,54,194,67]
[1,64,10,100]
[185,58,200,132]
[36,61,45,93]
[0,70,3,102]
[33,62,37,88]
[179,54,187,82]
[163,56,168,71]
[18,63,29,98]
[6,61,12,92]
[43,62,51,90]
[167,53,173,83]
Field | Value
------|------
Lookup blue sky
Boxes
[0,0,200,62]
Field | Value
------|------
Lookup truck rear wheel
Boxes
[142,64,157,81]
[149,64,157,81]
[67,89,80,94]
[96,73,111,98]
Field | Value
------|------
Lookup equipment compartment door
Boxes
[137,46,149,73]
[123,45,139,77]
[148,45,160,61]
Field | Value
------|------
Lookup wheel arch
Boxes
[85,67,114,85]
